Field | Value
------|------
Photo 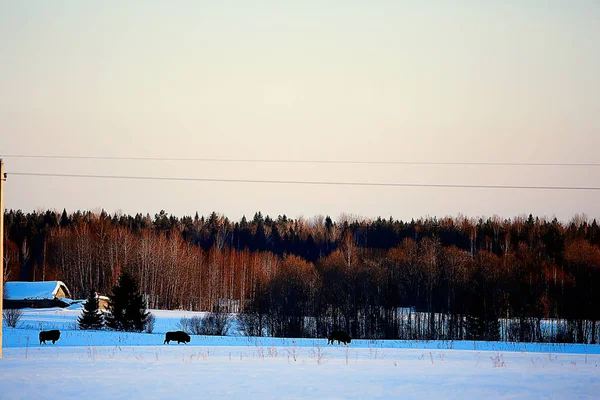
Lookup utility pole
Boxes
[0,158,5,358]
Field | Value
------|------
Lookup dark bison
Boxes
[39,329,61,344]
[328,330,351,345]
[164,331,191,344]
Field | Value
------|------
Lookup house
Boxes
[95,295,110,311]
[79,293,110,311]
[3,281,73,309]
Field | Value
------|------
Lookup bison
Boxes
[164,331,191,344]
[328,330,351,345]
[39,329,61,344]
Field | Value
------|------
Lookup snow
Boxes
[2,307,600,399]
[4,281,71,300]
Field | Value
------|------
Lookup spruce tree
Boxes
[484,317,501,341]
[60,208,70,227]
[78,289,104,330]
[105,272,149,332]
[465,314,484,340]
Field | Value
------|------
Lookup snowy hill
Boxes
[1,307,599,399]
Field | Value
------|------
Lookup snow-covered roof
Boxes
[4,281,72,300]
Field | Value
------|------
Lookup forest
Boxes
[3,209,600,343]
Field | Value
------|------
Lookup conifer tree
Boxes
[78,289,104,330]
[59,208,70,227]
[485,317,501,341]
[465,314,484,340]
[105,272,149,332]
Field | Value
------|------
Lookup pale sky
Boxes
[1,1,599,222]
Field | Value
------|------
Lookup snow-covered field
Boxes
[2,307,599,399]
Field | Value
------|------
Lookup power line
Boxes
[8,172,600,191]
[2,154,600,167]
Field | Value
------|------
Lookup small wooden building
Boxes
[97,295,110,311]
[80,293,110,311]
[3,281,73,309]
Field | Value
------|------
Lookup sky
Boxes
[1,1,599,222]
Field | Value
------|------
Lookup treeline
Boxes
[3,209,600,343]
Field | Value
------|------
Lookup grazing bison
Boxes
[39,329,61,344]
[164,331,191,344]
[328,330,351,345]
